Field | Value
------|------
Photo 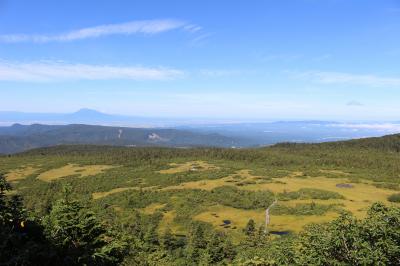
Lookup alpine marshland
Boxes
[2,134,400,265]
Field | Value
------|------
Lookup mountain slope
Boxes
[0,124,246,154]
[273,133,400,153]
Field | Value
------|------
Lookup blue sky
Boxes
[1,0,400,120]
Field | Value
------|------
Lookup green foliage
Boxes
[278,188,344,201]
[160,228,175,250]
[200,231,236,265]
[235,234,296,265]
[244,219,256,237]
[184,222,237,265]
[271,202,339,216]
[296,203,400,265]
[2,135,400,265]
[144,224,159,247]
[0,174,57,265]
[43,186,126,265]
[186,223,208,263]
[211,186,275,209]
[243,220,269,248]
[387,193,400,203]
[237,203,400,265]
[374,182,400,191]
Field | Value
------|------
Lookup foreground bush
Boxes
[0,176,126,266]
[238,203,400,265]
[297,202,400,265]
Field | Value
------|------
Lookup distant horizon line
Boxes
[0,108,399,123]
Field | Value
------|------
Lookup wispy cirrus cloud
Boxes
[297,71,400,87]
[182,24,202,33]
[0,19,197,43]
[188,32,213,46]
[346,100,364,107]
[0,60,183,81]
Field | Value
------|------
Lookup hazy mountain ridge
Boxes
[0,108,159,126]
[1,109,400,152]
[14,132,400,158]
[0,124,247,154]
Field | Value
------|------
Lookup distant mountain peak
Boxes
[68,108,113,120]
[68,108,112,122]
[74,108,104,115]
[11,123,24,127]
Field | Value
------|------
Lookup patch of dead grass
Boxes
[242,174,398,218]
[320,169,351,175]
[160,169,265,191]
[194,204,339,236]
[92,187,138,199]
[6,166,39,182]
[92,186,157,199]
[158,161,219,174]
[158,210,184,234]
[142,203,167,214]
[190,170,400,236]
[37,164,116,182]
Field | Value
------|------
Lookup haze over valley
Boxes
[1,108,400,154]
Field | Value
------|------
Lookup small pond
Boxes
[336,183,354,188]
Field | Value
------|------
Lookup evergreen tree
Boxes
[296,203,400,265]
[0,174,56,265]
[160,227,175,250]
[0,174,12,224]
[129,211,144,240]
[43,185,125,265]
[186,223,207,262]
[202,231,225,264]
[255,225,268,247]
[198,231,236,265]
[244,219,256,237]
[143,224,159,247]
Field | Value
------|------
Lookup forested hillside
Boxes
[0,124,247,154]
[275,133,400,152]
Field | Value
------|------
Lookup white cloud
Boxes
[183,24,202,33]
[0,60,183,81]
[189,33,212,46]
[298,71,400,87]
[0,19,192,43]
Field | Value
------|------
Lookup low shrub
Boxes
[278,188,344,201]
[387,193,400,203]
